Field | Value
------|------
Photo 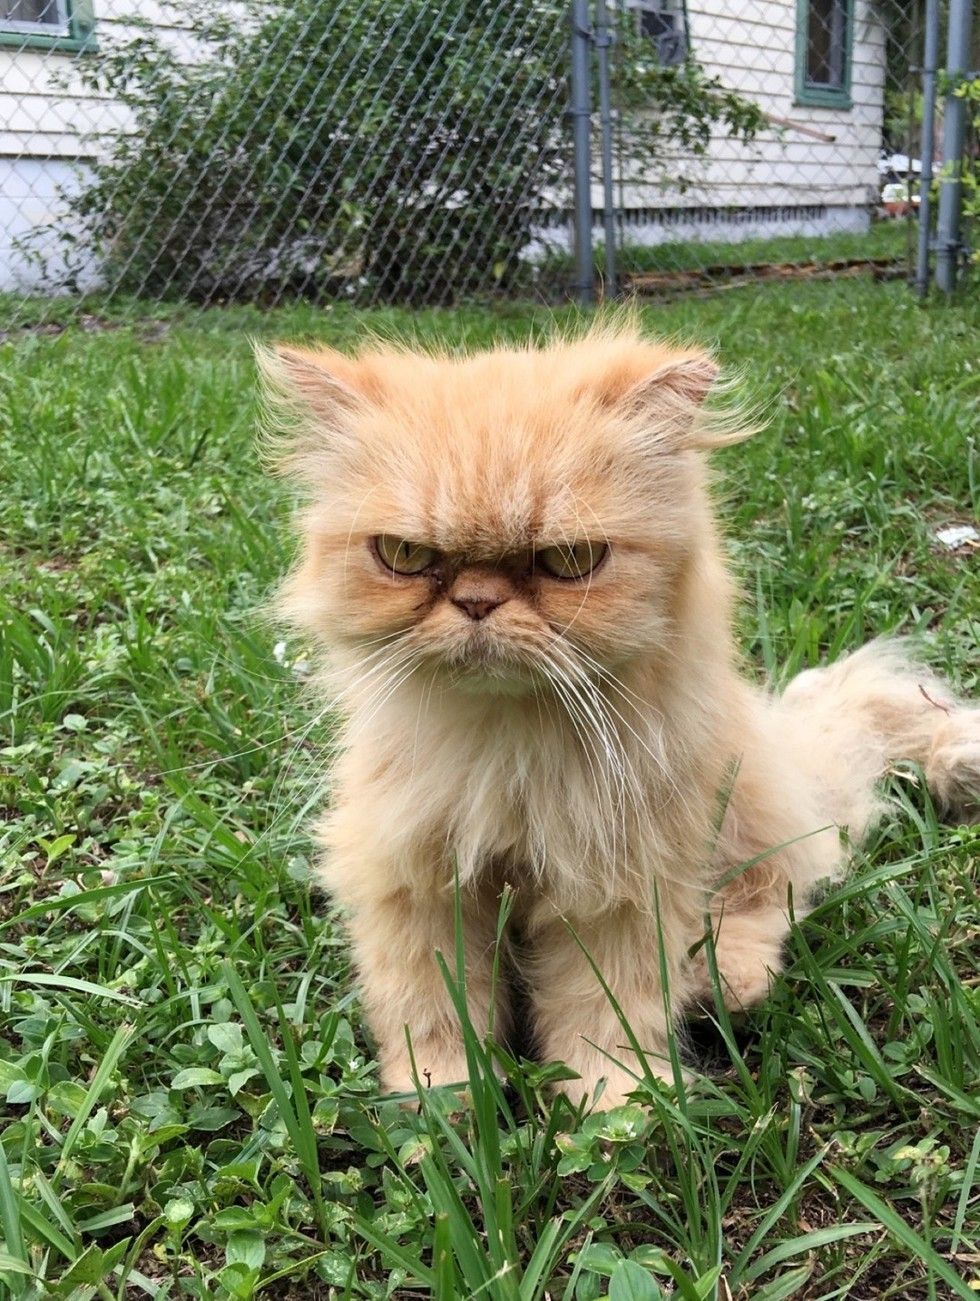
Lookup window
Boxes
[0,0,95,49]
[795,0,853,108]
[1,0,67,32]
[627,0,688,67]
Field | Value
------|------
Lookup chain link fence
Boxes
[576,0,977,301]
[0,0,573,316]
[0,0,974,325]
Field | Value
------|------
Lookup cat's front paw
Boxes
[714,944,781,1011]
[381,1047,471,1100]
[689,908,787,1013]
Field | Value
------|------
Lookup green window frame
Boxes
[794,0,853,109]
[0,0,96,52]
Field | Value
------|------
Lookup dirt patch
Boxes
[0,314,172,344]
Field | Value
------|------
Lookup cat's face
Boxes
[262,330,726,693]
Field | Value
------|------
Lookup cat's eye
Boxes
[536,541,608,580]
[373,535,440,575]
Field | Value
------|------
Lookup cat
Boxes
[258,324,980,1108]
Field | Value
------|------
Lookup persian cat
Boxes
[259,326,980,1107]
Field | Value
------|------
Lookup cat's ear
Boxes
[624,354,719,412]
[624,352,756,451]
[255,343,379,478]
[579,341,738,450]
[618,352,730,451]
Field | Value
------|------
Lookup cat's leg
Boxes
[694,899,790,1012]
[690,689,848,1013]
[921,709,980,824]
[527,898,698,1108]
[317,793,508,1095]
[340,878,506,1095]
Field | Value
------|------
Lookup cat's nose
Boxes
[452,596,508,622]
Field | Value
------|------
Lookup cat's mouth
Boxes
[437,629,545,695]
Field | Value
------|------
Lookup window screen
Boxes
[0,0,66,26]
[805,0,848,89]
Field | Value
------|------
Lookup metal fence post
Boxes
[915,0,940,298]
[934,0,973,293]
[569,0,595,307]
[594,0,617,299]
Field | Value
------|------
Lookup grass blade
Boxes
[832,1166,975,1300]
[741,1222,876,1283]
[53,1022,137,1190]
[0,1141,27,1269]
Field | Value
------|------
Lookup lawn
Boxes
[536,221,909,285]
[0,279,978,1299]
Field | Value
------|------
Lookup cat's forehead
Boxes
[366,423,605,552]
[263,331,718,548]
[357,379,618,549]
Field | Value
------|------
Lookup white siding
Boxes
[0,0,888,196]
[0,156,99,290]
[0,0,195,290]
[0,0,189,159]
[609,0,886,219]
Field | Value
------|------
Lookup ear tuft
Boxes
[569,334,724,446]
[255,342,370,480]
[634,355,720,409]
[618,350,739,451]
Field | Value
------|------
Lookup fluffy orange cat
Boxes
[259,325,980,1108]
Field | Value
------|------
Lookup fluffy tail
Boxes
[693,642,979,1013]
[778,640,980,836]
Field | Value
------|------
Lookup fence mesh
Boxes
[0,0,974,325]
[599,0,975,300]
[1,0,573,316]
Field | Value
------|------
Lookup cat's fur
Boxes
[259,325,980,1107]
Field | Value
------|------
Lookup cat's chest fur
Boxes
[336,679,715,910]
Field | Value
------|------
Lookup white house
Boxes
[0,0,888,293]
[603,0,886,247]
[0,0,163,292]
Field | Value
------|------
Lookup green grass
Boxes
[538,222,909,283]
[0,281,978,1299]
[616,221,909,275]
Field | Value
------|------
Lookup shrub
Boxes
[53,0,765,305]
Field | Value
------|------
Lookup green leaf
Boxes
[0,973,139,1005]
[212,1208,258,1231]
[216,1261,260,1300]
[0,1143,27,1268]
[749,1264,815,1300]
[54,1242,104,1288]
[226,1231,265,1271]
[572,1244,623,1277]
[741,1223,875,1284]
[0,1252,35,1277]
[43,833,76,866]
[53,1023,138,1191]
[0,877,177,933]
[351,1213,435,1289]
[6,1080,42,1105]
[227,1068,259,1096]
[609,1260,663,1301]
[163,1197,194,1230]
[186,1104,239,1131]
[170,1067,225,1089]
[208,1022,244,1056]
